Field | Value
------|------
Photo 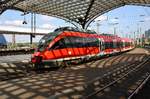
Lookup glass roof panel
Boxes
[0,0,149,28]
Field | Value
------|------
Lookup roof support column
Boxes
[81,0,95,29]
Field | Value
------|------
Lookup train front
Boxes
[31,27,79,66]
[31,32,58,65]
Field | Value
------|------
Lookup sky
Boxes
[0,5,150,43]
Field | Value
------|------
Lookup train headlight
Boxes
[31,56,42,63]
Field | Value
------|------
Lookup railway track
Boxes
[0,48,34,56]
[52,55,150,99]
[0,50,148,80]
[0,48,149,99]
[128,73,150,99]
[95,58,150,99]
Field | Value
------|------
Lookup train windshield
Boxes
[37,33,57,51]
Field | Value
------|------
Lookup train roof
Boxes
[45,27,98,41]
[54,27,97,34]
[52,27,119,38]
[47,27,129,42]
[54,28,119,39]
[121,38,133,42]
[101,34,114,36]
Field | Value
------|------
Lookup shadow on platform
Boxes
[0,62,31,81]
[0,51,149,99]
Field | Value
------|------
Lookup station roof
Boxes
[0,0,150,28]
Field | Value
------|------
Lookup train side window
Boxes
[116,42,119,48]
[50,36,100,50]
[64,37,73,48]
[113,42,116,48]
[109,42,111,48]
[84,38,90,47]
[50,38,65,50]
[104,42,106,49]
[121,42,123,47]
[123,42,125,47]
[86,38,98,47]
[105,42,108,49]
[64,36,85,48]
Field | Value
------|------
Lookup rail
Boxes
[53,56,150,99]
[128,73,150,99]
[84,57,149,99]
[0,48,34,56]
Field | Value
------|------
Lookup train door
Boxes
[122,40,125,51]
[99,38,105,51]
[113,39,117,49]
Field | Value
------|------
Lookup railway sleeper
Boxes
[52,58,149,99]
[47,55,150,99]
[84,59,148,98]
[95,72,146,98]
[127,72,150,99]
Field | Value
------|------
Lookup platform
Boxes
[0,48,149,99]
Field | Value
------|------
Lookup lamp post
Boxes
[93,15,108,33]
[126,26,130,38]
[139,14,145,46]
[113,23,119,35]
[113,17,119,35]
[93,20,101,33]
[139,20,145,46]
[108,17,119,35]
[108,22,118,35]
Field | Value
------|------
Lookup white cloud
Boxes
[40,15,55,21]
[95,15,108,21]
[145,17,150,21]
[41,23,54,29]
[0,25,50,33]
[0,20,57,33]
[4,20,23,26]
[110,19,118,23]
[109,18,119,24]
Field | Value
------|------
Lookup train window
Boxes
[121,42,123,47]
[113,42,117,48]
[124,42,130,47]
[64,36,99,48]
[123,42,125,47]
[84,37,99,47]
[125,42,127,47]
[120,42,122,47]
[64,37,73,48]
[116,42,120,48]
[104,42,107,49]
[110,42,113,48]
[50,36,99,49]
[105,42,111,49]
[50,38,66,49]
[37,33,57,51]
[104,41,117,49]
[63,36,84,48]
[105,42,109,49]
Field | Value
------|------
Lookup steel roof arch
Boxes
[0,0,150,29]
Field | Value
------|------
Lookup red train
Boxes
[31,27,134,67]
